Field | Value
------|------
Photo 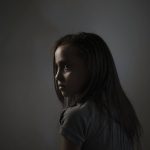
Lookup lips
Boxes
[58,84,65,87]
[59,86,65,92]
[59,85,65,88]
[58,84,65,89]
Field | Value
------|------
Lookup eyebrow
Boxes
[55,60,71,66]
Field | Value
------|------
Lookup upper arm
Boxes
[59,106,90,150]
[59,108,87,147]
[60,135,81,150]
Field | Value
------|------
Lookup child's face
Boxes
[55,45,89,98]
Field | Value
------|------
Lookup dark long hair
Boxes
[53,32,142,149]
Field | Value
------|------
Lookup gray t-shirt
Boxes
[59,100,132,150]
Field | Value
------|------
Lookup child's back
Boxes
[59,100,132,150]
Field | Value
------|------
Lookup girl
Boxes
[53,32,142,150]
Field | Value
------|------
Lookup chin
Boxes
[61,91,68,97]
[61,91,74,98]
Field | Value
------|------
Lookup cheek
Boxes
[63,66,89,81]
[66,72,88,89]
[63,72,78,87]
[63,72,73,82]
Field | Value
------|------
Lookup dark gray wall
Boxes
[1,0,150,150]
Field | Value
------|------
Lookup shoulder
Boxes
[59,100,100,134]
[59,100,105,137]
[59,101,97,146]
[61,100,97,123]
[59,100,110,146]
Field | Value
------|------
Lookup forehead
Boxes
[55,45,80,64]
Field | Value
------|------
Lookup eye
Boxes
[63,64,71,72]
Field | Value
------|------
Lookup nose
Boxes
[55,70,63,81]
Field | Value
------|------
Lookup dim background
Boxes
[1,0,150,150]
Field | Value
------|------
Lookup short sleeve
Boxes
[59,107,88,146]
